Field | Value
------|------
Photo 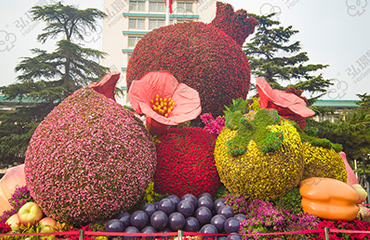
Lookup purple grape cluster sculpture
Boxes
[105,193,246,240]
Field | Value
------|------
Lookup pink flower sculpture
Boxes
[340,151,359,185]
[128,71,201,136]
[256,78,315,130]
[87,72,120,101]
[0,164,26,215]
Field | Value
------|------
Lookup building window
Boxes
[128,36,142,47]
[150,1,165,12]
[127,53,132,62]
[129,1,145,11]
[129,18,145,29]
[149,19,165,29]
[177,19,193,23]
[177,2,193,13]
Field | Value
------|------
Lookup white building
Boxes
[101,0,217,105]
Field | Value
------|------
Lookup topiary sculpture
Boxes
[301,143,347,182]
[126,2,258,118]
[214,107,304,201]
[154,127,220,197]
[24,73,157,225]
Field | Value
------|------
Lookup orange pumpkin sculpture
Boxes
[300,177,359,221]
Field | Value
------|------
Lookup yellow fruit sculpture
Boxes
[214,108,304,201]
[302,142,347,182]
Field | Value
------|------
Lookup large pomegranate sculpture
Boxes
[126,2,258,117]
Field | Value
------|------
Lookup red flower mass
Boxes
[126,2,257,118]
[154,127,220,197]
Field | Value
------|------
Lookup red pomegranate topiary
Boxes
[126,2,258,118]
[154,127,220,197]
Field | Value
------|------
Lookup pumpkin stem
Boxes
[88,72,120,101]
[210,2,258,47]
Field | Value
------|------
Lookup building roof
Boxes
[312,100,360,108]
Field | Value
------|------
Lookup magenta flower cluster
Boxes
[24,87,157,225]
[238,199,319,239]
[222,195,319,239]
[200,113,225,136]
[0,186,33,223]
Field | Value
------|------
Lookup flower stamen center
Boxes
[150,94,175,117]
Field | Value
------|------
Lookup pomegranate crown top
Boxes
[211,2,258,47]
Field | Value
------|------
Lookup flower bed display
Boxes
[24,75,157,225]
[214,109,304,201]
[154,127,220,197]
[126,2,258,118]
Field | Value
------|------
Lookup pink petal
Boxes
[340,152,359,185]
[88,72,120,101]
[256,78,315,118]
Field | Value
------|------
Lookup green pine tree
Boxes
[244,13,332,105]
[0,2,109,166]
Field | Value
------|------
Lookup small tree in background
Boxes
[0,2,109,165]
[244,13,332,105]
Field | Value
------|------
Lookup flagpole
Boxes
[165,0,170,25]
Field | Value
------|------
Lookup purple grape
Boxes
[199,192,213,201]
[195,206,213,225]
[123,226,140,240]
[150,211,168,231]
[224,217,240,234]
[211,214,226,233]
[141,226,157,239]
[217,205,234,219]
[227,233,241,240]
[184,217,200,232]
[168,212,186,231]
[142,203,157,218]
[167,195,180,207]
[214,198,226,212]
[177,200,195,218]
[181,194,198,208]
[130,210,149,230]
[105,219,124,232]
[116,212,131,228]
[200,224,218,238]
[197,196,214,211]
[158,198,176,215]
[234,214,248,222]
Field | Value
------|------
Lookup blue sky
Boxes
[0,0,369,101]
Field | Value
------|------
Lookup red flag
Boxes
[165,0,173,14]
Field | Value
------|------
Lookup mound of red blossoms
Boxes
[25,87,157,225]
[126,2,257,117]
[154,127,220,197]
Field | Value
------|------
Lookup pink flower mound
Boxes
[154,127,220,197]
[25,87,157,225]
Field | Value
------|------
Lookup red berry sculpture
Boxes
[154,127,220,197]
[126,2,258,118]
